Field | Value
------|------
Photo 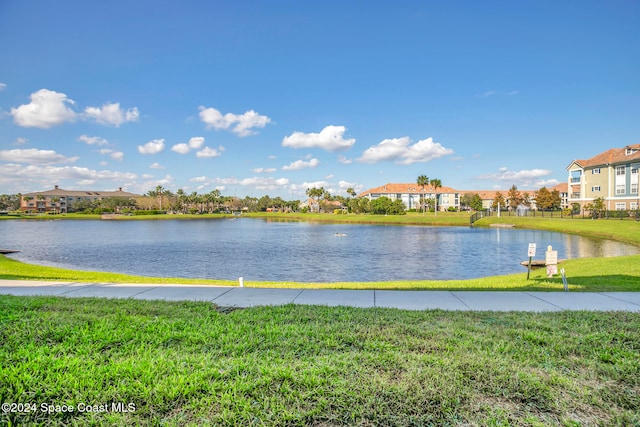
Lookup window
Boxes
[616,184,626,195]
[632,202,638,210]
[616,165,626,176]
[632,183,638,194]
[592,186,601,192]
[616,203,626,211]
[592,168,600,174]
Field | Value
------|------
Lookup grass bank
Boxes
[1,296,638,426]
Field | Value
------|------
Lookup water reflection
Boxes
[1,219,638,282]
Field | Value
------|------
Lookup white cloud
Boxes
[282,158,320,171]
[0,163,138,192]
[171,137,207,154]
[253,167,277,173]
[79,135,109,146]
[11,89,77,128]
[358,137,453,164]
[14,137,28,145]
[188,136,205,149]
[138,139,165,155]
[0,83,6,91]
[84,102,139,126]
[213,176,290,191]
[149,163,164,169]
[196,146,224,158]
[190,176,208,182]
[0,148,78,164]
[338,155,352,164]
[199,106,271,136]
[477,167,553,188]
[98,149,124,161]
[282,125,355,151]
[171,143,191,154]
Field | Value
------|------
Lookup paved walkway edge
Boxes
[1,281,640,312]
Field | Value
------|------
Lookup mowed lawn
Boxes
[1,214,640,426]
[0,296,638,426]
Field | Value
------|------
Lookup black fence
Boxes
[470,208,640,225]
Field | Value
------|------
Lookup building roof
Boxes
[569,144,640,169]
[551,182,568,193]
[358,183,459,197]
[23,186,139,198]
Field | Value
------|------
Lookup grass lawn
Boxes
[1,296,638,426]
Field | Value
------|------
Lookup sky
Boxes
[1,0,639,199]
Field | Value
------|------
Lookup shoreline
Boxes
[2,214,640,291]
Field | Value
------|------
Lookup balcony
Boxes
[571,192,581,199]
[570,177,581,183]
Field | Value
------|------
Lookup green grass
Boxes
[0,296,638,426]
[2,215,640,291]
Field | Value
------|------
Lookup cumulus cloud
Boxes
[282,158,320,171]
[0,83,6,91]
[171,143,191,154]
[196,146,224,158]
[0,148,78,164]
[199,107,271,136]
[358,137,453,164]
[138,139,165,155]
[79,135,109,146]
[149,163,164,169]
[282,125,355,151]
[84,102,139,126]
[477,167,554,188]
[11,89,77,128]
[171,136,207,154]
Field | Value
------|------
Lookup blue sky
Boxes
[1,0,638,198]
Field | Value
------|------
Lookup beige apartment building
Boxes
[567,145,640,211]
[20,186,139,213]
[358,183,461,211]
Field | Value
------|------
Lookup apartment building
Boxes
[358,183,460,211]
[20,185,139,213]
[567,145,640,211]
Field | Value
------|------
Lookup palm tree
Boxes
[430,178,442,215]
[155,185,165,210]
[417,175,429,214]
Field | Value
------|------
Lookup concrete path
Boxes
[1,280,640,312]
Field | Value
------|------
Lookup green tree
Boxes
[417,175,429,214]
[470,194,483,211]
[491,192,506,210]
[584,197,605,218]
[534,187,553,210]
[430,178,442,215]
[507,185,523,210]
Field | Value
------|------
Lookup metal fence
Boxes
[470,208,640,225]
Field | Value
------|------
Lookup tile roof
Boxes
[571,144,640,168]
[24,187,139,198]
[358,183,458,197]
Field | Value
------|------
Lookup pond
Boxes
[1,218,639,282]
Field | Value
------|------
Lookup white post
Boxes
[238,277,244,287]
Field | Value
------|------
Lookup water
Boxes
[1,218,638,282]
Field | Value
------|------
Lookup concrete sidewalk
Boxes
[1,280,640,312]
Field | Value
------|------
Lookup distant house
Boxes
[567,144,640,211]
[358,183,460,211]
[20,185,139,213]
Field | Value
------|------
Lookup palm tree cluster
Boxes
[416,175,443,214]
